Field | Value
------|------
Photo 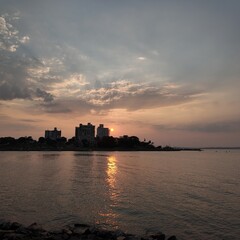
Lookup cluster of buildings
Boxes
[45,123,110,144]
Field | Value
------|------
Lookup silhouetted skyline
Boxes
[1,1,240,147]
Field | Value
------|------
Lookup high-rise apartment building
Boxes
[97,124,110,138]
[75,123,95,145]
[45,127,61,140]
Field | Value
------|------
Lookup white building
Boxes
[75,123,95,145]
[97,124,110,139]
[45,127,61,140]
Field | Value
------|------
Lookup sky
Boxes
[0,0,240,147]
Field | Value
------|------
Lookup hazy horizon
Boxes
[1,0,240,147]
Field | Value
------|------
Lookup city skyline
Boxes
[1,1,240,147]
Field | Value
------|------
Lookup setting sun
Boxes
[110,128,114,132]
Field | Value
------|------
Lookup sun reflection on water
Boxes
[107,156,117,189]
[97,155,119,229]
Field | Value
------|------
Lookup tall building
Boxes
[45,127,61,140]
[75,123,95,145]
[97,124,110,139]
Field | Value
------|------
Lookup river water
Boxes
[0,151,239,240]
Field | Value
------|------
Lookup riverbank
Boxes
[0,146,202,151]
[0,220,177,240]
[0,136,202,152]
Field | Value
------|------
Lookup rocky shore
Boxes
[0,221,177,240]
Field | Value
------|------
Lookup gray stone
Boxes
[72,227,89,235]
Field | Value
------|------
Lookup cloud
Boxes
[39,101,72,113]
[1,4,238,120]
[153,119,240,133]
[50,74,90,97]
[35,88,54,102]
[20,118,40,123]
[0,50,36,100]
[0,15,36,101]
[0,81,30,100]
[0,113,39,135]
[0,15,29,52]
[73,80,201,111]
[20,35,30,43]
[137,57,146,60]
[184,121,240,133]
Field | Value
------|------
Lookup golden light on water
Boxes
[107,156,117,189]
[99,155,118,226]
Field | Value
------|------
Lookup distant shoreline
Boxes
[0,136,202,152]
[0,147,202,152]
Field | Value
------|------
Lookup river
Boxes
[0,150,239,240]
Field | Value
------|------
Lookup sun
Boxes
[110,128,114,132]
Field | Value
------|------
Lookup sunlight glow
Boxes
[107,156,117,189]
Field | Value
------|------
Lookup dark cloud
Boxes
[0,80,30,100]
[36,88,54,102]
[0,15,38,100]
[0,49,43,101]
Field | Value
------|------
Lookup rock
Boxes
[27,222,44,232]
[62,227,73,236]
[88,226,98,234]
[69,236,84,240]
[0,221,12,230]
[74,223,90,228]
[150,233,165,240]
[83,228,91,235]
[0,221,178,240]
[94,229,114,238]
[167,236,177,240]
[114,230,126,237]
[125,236,141,240]
[15,226,30,235]
[50,236,63,240]
[2,232,24,240]
[0,230,15,233]
[49,229,63,235]
[72,224,90,235]
[10,222,22,230]
[72,227,89,235]
[87,233,100,240]
[117,236,126,240]
[62,232,71,240]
